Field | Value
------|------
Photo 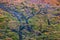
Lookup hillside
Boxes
[0,0,60,40]
[0,0,60,6]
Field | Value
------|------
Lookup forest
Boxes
[0,0,60,40]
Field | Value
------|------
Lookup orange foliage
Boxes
[0,33,3,37]
[45,0,60,6]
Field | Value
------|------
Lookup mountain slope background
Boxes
[0,0,60,40]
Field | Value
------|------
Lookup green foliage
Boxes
[0,2,60,40]
[0,10,19,40]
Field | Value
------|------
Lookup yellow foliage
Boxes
[5,38,13,40]
[44,32,49,35]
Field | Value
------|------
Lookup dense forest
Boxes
[0,0,60,40]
